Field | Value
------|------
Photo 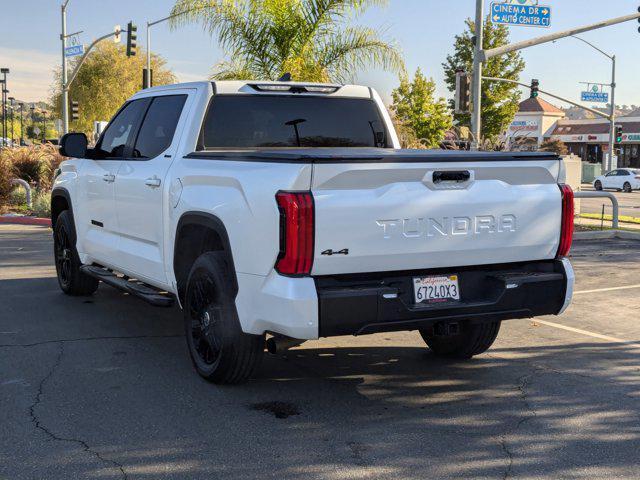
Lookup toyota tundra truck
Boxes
[52,80,575,384]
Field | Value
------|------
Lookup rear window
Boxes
[201,95,388,148]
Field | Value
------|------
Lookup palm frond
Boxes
[318,26,405,82]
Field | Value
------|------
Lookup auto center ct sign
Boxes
[491,0,552,28]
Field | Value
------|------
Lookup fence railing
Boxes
[574,191,619,229]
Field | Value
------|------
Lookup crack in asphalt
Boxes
[500,370,541,480]
[0,334,183,348]
[28,342,128,480]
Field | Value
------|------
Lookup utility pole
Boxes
[471,0,484,150]
[61,0,70,135]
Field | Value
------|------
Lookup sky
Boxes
[2,0,640,110]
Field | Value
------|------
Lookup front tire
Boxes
[53,211,99,296]
[594,180,603,191]
[624,182,632,193]
[419,321,501,359]
[183,252,264,384]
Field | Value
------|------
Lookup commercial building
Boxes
[506,98,640,169]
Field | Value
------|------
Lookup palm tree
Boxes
[170,0,405,82]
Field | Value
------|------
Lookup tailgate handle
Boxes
[433,171,471,183]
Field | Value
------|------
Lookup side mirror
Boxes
[59,132,88,158]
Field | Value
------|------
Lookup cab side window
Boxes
[132,95,187,159]
[94,99,149,159]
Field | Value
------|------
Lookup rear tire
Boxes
[594,180,603,191]
[53,211,99,296]
[183,252,264,384]
[624,182,632,193]
[419,321,501,359]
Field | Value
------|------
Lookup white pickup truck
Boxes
[52,80,575,384]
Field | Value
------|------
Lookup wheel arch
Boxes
[51,188,75,233]
[173,212,238,302]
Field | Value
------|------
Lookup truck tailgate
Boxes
[311,158,562,276]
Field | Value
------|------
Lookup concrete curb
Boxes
[0,216,51,227]
[574,229,640,241]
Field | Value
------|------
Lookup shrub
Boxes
[1,144,64,191]
[0,151,16,205]
[32,191,51,218]
[8,187,27,206]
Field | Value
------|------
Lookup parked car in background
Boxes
[594,169,640,193]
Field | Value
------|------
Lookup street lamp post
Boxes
[145,8,202,89]
[19,103,24,145]
[569,35,616,173]
[8,97,15,144]
[29,105,35,142]
[1,68,9,147]
[61,0,71,135]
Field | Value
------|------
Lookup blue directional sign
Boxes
[64,44,84,57]
[491,2,552,28]
[581,91,609,103]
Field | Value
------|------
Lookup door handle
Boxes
[145,176,161,188]
[102,174,115,183]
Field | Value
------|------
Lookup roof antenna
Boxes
[278,72,292,82]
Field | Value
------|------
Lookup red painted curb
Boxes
[0,216,51,227]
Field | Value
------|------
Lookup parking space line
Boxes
[574,284,640,295]
[535,320,640,349]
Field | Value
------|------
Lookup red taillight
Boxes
[557,184,574,258]
[635,176,640,180]
[275,191,314,275]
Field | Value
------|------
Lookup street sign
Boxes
[490,2,552,28]
[114,25,121,43]
[581,91,609,103]
[64,44,84,57]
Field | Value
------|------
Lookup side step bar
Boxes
[80,265,175,307]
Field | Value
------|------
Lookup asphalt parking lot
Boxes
[1,224,640,480]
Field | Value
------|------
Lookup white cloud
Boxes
[0,47,58,103]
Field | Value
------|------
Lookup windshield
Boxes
[201,95,389,148]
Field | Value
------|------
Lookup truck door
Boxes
[75,99,149,264]
[113,92,190,284]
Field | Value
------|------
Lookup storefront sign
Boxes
[509,120,538,132]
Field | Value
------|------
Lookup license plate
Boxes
[413,275,460,304]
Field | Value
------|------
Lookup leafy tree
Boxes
[443,17,525,140]
[170,0,405,82]
[390,69,452,149]
[51,43,176,136]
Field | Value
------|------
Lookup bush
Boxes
[32,191,51,218]
[1,144,65,191]
[8,187,27,206]
[0,152,16,205]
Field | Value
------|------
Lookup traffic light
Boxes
[454,68,471,114]
[126,21,137,57]
[530,79,539,99]
[616,125,623,143]
[70,100,79,121]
